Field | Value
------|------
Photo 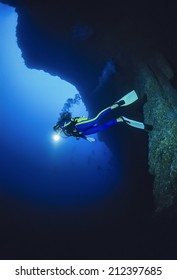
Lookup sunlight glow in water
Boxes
[0,3,119,207]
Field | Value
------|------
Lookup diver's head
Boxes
[53,123,61,132]
[53,111,72,133]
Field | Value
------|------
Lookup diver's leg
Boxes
[79,116,153,135]
[76,106,112,132]
[76,91,137,131]
[118,116,153,131]
[77,90,139,132]
[83,119,118,135]
[111,90,138,109]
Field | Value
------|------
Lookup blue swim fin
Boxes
[116,90,138,107]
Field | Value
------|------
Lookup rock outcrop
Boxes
[133,53,177,211]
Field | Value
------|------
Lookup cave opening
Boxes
[0,3,119,209]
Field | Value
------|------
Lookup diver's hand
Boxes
[86,137,95,142]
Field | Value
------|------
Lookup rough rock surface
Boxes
[133,54,177,211]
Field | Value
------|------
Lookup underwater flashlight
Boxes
[53,133,60,142]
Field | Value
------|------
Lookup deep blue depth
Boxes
[0,3,120,209]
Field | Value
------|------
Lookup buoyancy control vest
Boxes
[62,117,88,138]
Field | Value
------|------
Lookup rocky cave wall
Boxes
[1,0,177,212]
[133,54,177,211]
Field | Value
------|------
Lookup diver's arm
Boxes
[85,137,96,142]
[77,135,95,142]
[75,135,86,140]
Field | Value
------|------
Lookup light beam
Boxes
[53,134,60,142]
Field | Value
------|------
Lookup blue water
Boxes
[0,3,119,209]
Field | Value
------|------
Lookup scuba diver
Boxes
[53,90,153,142]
